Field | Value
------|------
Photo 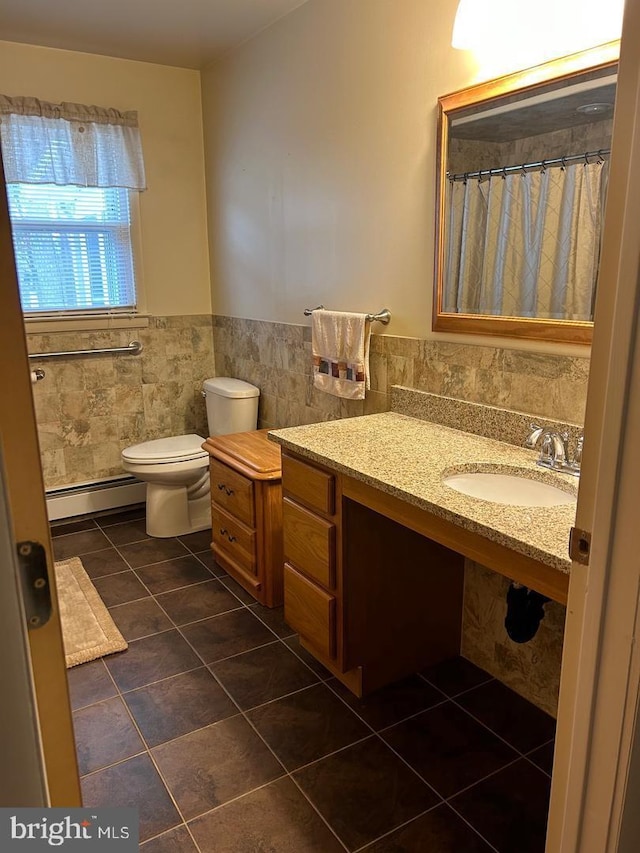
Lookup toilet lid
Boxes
[122,434,208,464]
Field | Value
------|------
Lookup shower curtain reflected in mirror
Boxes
[444,160,608,321]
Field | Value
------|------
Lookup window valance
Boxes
[0,95,147,190]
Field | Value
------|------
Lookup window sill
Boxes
[24,314,150,334]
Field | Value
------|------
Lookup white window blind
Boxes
[7,183,136,315]
[0,95,146,317]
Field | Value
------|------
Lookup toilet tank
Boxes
[202,377,260,436]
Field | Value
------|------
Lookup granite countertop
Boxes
[269,412,578,573]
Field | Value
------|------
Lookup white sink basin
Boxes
[442,471,577,507]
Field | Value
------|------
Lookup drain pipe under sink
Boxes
[505,582,551,643]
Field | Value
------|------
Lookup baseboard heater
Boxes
[46,475,146,521]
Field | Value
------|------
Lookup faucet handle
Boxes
[561,433,583,475]
[556,432,571,466]
[538,433,555,464]
[524,423,542,448]
[574,434,584,465]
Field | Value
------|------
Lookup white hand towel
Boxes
[312,309,371,400]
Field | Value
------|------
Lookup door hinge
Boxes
[17,541,52,630]
[569,527,592,566]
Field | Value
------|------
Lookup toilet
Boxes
[121,377,260,538]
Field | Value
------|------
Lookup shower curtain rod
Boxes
[448,148,610,182]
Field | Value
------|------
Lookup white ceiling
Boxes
[0,0,308,69]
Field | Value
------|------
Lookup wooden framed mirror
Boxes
[433,42,619,344]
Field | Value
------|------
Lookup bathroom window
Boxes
[7,183,137,315]
[0,94,146,323]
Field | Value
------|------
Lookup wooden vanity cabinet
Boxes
[281,453,343,669]
[282,450,466,697]
[203,430,283,608]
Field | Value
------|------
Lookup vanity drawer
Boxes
[283,497,335,588]
[282,454,335,515]
[284,563,336,660]
[211,506,256,572]
[210,459,255,527]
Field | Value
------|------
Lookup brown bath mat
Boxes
[54,557,128,667]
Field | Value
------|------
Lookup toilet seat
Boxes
[122,434,208,465]
[120,376,259,537]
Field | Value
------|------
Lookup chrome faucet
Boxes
[524,424,582,476]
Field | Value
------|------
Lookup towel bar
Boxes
[303,306,391,325]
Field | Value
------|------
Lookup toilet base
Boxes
[145,482,211,538]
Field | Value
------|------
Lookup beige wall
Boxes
[201,0,593,359]
[0,39,211,316]
[202,0,474,339]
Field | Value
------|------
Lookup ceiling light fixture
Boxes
[576,102,613,114]
[451,0,479,50]
[451,0,623,77]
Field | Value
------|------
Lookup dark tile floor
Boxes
[54,507,555,852]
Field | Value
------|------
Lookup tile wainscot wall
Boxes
[28,315,215,489]
[212,315,589,431]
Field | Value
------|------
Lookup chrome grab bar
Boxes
[28,340,143,359]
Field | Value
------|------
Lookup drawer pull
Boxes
[219,527,237,544]
[210,460,254,526]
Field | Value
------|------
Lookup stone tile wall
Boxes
[37,313,588,492]
[462,562,565,717]
[212,315,589,427]
[449,119,612,174]
[211,315,388,428]
[28,315,215,489]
